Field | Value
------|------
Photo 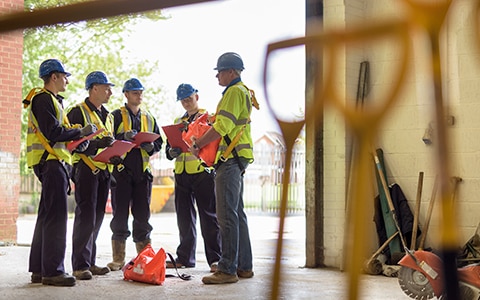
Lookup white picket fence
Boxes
[243,144,306,213]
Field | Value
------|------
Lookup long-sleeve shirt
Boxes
[31,90,81,142]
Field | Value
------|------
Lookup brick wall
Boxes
[0,0,23,244]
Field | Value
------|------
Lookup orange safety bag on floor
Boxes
[123,244,166,285]
[182,113,220,167]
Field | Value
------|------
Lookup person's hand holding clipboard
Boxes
[162,123,189,152]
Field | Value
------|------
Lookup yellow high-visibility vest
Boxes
[68,101,114,173]
[26,89,73,167]
[116,106,155,172]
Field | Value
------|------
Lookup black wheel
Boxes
[398,266,436,300]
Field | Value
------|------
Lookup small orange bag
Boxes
[182,113,221,167]
[123,244,166,285]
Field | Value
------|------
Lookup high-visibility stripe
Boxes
[26,89,72,167]
[118,106,155,172]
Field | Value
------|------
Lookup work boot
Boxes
[89,265,110,275]
[202,271,239,284]
[42,273,76,286]
[237,269,254,278]
[107,240,126,271]
[31,272,42,283]
[73,269,93,280]
[135,238,151,254]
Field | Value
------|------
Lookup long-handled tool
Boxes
[363,231,399,275]
[411,171,424,250]
[418,175,438,250]
[372,149,408,251]
[418,176,462,250]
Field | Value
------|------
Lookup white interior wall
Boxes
[322,0,480,268]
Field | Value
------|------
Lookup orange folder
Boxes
[92,140,135,163]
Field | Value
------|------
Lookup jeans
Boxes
[215,158,253,275]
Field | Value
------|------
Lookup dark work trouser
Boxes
[29,160,71,277]
[71,161,111,271]
[110,167,153,243]
[174,171,221,267]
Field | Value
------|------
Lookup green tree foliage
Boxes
[21,0,170,175]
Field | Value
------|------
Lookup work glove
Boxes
[96,136,114,148]
[124,130,137,141]
[75,140,90,153]
[79,123,97,137]
[109,156,123,166]
[168,147,182,159]
[140,142,154,153]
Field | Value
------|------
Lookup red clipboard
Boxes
[67,128,105,152]
[162,123,189,152]
[92,140,135,163]
[132,132,161,148]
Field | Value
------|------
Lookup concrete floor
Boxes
[0,212,412,299]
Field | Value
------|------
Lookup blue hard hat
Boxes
[39,59,71,78]
[214,52,244,71]
[123,78,144,93]
[85,71,115,90]
[176,83,198,101]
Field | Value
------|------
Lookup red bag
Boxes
[182,113,221,167]
[123,244,166,285]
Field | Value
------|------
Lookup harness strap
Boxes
[118,106,132,172]
[78,153,100,174]
[165,252,192,281]
[29,121,62,161]
[23,87,46,108]
[216,135,245,174]
[220,125,246,162]
[81,102,102,128]
[244,85,260,110]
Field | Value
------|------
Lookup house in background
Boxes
[253,131,305,184]
[245,131,305,213]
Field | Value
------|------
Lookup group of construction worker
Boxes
[26,52,258,287]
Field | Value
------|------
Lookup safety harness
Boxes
[24,87,79,163]
[23,87,77,193]
[116,106,152,173]
[75,102,109,175]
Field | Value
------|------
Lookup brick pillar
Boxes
[0,0,24,244]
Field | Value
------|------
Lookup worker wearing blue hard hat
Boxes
[85,71,115,90]
[176,83,198,101]
[107,78,164,271]
[27,59,96,287]
[67,70,116,280]
[122,78,144,93]
[38,58,71,78]
[165,83,221,272]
